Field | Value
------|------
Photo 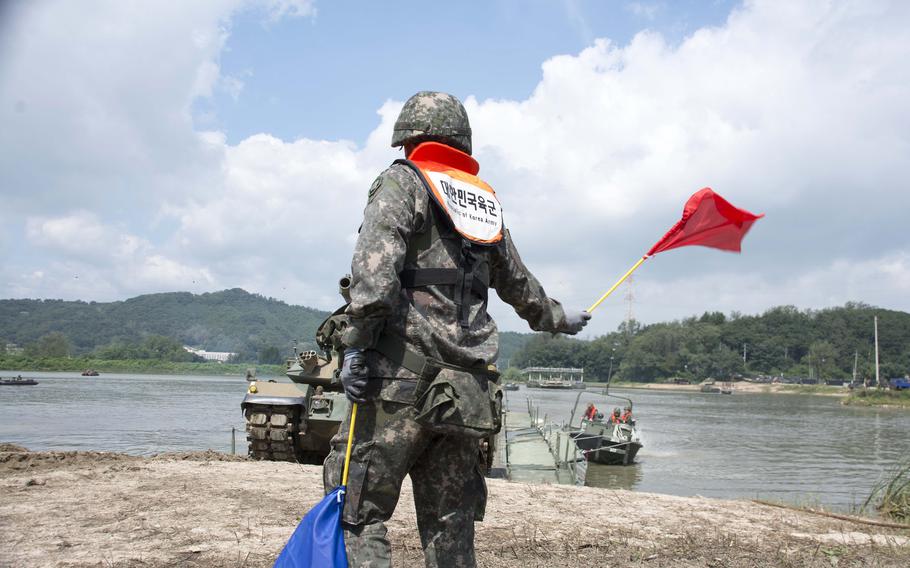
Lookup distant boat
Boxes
[699,379,721,393]
[81,370,100,376]
[502,383,520,391]
[1,376,38,386]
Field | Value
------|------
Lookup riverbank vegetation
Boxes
[0,354,284,376]
[864,461,910,522]
[843,389,910,408]
[512,303,910,382]
[4,294,908,383]
[1,331,282,376]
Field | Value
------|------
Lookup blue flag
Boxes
[274,486,348,568]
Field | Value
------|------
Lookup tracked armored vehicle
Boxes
[240,277,352,463]
[241,347,349,463]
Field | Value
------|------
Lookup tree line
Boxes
[511,303,910,382]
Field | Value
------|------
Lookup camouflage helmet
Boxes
[392,91,472,155]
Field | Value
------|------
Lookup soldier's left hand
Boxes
[563,309,592,335]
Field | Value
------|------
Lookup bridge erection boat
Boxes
[569,414,642,465]
[565,377,643,465]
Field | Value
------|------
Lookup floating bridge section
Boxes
[493,395,585,485]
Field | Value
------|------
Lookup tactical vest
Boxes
[392,142,504,330]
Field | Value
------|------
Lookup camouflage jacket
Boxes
[341,162,571,378]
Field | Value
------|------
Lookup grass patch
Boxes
[776,384,845,395]
[863,461,910,522]
[843,388,910,408]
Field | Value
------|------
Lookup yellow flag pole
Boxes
[340,402,358,487]
[587,256,649,313]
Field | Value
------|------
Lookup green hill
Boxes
[498,331,533,367]
[0,289,330,359]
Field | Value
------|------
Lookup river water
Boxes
[506,385,910,512]
[2,371,908,512]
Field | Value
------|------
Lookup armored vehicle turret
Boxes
[240,277,352,463]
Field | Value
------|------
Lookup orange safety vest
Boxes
[398,142,503,245]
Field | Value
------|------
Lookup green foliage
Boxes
[497,331,533,366]
[258,346,284,365]
[863,460,910,521]
[0,289,330,361]
[500,367,523,382]
[93,335,202,362]
[24,332,72,358]
[805,340,839,380]
[511,304,910,382]
[843,389,910,408]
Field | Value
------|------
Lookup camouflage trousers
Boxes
[323,383,487,568]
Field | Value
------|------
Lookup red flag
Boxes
[646,188,763,257]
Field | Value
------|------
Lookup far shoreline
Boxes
[5,361,908,409]
[0,355,285,377]
[582,379,851,396]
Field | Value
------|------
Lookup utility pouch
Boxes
[413,368,502,439]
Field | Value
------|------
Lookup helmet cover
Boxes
[392,91,472,155]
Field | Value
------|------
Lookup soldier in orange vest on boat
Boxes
[584,403,598,421]
[609,407,623,424]
[621,405,633,423]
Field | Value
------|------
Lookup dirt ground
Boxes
[1,446,908,567]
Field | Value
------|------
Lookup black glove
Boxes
[340,348,373,403]
[563,309,592,335]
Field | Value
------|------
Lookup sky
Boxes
[1,0,909,338]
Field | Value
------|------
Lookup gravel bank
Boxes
[1,446,908,567]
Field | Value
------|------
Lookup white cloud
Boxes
[26,211,144,261]
[1,0,909,340]
[19,211,215,298]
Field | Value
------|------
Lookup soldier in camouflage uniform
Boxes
[323,91,591,567]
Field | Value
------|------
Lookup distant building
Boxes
[4,343,23,355]
[522,367,585,388]
[183,346,236,363]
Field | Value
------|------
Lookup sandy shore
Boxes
[1,446,908,567]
